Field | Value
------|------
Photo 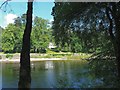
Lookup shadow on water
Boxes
[88,58,119,88]
[18,63,31,89]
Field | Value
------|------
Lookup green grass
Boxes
[31,52,91,60]
[46,49,58,54]
[66,54,91,60]
[0,51,92,60]
[31,55,63,58]
[0,52,4,54]
[30,53,68,58]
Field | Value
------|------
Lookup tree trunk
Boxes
[18,1,33,89]
[112,3,120,79]
[106,3,120,79]
[115,17,120,79]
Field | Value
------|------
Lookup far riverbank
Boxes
[0,57,68,63]
[0,52,91,63]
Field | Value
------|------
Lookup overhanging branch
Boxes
[0,0,11,9]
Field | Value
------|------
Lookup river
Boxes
[2,60,104,88]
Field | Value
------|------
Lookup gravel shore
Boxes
[0,57,67,63]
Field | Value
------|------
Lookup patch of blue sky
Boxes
[0,1,54,28]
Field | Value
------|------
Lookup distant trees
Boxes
[1,15,52,53]
[2,24,23,53]
[0,26,3,51]
[31,16,52,53]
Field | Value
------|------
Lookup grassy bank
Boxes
[0,51,91,60]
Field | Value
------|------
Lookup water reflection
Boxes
[2,63,19,88]
[18,64,31,88]
[2,60,105,88]
[45,61,54,69]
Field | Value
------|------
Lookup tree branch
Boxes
[106,7,115,41]
[0,0,11,9]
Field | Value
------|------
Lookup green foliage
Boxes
[31,16,52,53]
[2,24,24,53]
[51,2,119,87]
[6,54,13,59]
[0,55,2,59]
[0,26,3,51]
[88,58,118,87]
[52,2,114,54]
[52,2,119,59]
[1,14,53,53]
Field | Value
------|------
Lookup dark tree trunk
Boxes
[115,16,120,79]
[112,3,120,79]
[18,1,33,89]
[106,3,120,79]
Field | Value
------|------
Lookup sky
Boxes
[0,1,54,28]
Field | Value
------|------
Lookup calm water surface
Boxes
[2,60,103,88]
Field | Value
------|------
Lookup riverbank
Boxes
[0,57,69,63]
[0,52,91,63]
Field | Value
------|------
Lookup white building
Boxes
[48,42,56,49]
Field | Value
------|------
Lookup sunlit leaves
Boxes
[31,16,52,53]
[2,24,23,52]
[2,14,53,53]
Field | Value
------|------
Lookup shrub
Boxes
[51,48,59,52]
[40,49,46,53]
[0,55,2,59]
[6,54,13,59]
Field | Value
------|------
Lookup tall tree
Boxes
[31,16,51,53]
[2,24,23,53]
[18,0,33,88]
[105,2,120,78]
[52,2,120,78]
[0,0,33,88]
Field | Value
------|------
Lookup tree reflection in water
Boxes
[18,64,31,89]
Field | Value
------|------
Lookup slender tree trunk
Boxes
[18,1,33,88]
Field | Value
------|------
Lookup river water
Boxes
[2,60,104,88]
